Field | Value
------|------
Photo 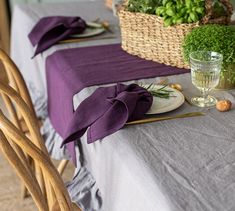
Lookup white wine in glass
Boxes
[190,51,223,107]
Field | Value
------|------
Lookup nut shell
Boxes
[216,100,232,112]
[170,83,182,91]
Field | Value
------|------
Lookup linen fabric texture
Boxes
[28,16,86,56]
[46,44,189,163]
[63,83,153,145]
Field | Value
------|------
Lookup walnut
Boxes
[170,83,182,91]
[216,100,232,112]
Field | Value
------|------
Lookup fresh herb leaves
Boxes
[127,0,228,27]
[127,0,205,26]
[145,84,174,99]
[183,25,235,65]
[128,0,162,14]
[156,0,205,26]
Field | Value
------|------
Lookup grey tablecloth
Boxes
[11,1,120,210]
[11,0,120,96]
[75,75,235,211]
[11,2,235,211]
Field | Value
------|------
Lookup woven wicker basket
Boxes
[118,0,233,69]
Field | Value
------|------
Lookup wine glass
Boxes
[190,51,223,107]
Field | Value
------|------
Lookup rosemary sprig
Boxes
[145,83,174,99]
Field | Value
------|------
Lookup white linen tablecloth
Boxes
[11,2,235,211]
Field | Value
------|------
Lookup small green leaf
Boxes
[166,8,175,16]
[185,0,191,8]
[162,0,168,6]
[195,7,204,14]
[164,18,173,27]
[176,18,184,24]
[189,12,196,22]
[166,2,173,9]
[156,6,165,15]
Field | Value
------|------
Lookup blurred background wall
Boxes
[9,0,235,10]
[9,0,103,11]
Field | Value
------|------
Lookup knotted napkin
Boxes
[62,83,153,145]
[28,16,87,57]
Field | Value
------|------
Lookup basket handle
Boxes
[202,0,234,24]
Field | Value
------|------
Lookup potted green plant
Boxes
[182,24,235,89]
[127,0,208,27]
[118,0,233,69]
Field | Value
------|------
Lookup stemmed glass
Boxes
[190,51,223,107]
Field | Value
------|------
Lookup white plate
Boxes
[70,22,105,38]
[143,84,185,114]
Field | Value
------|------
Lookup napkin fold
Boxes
[62,83,153,145]
[28,16,87,56]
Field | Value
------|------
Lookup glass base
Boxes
[191,95,217,107]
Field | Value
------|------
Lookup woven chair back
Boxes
[0,82,74,211]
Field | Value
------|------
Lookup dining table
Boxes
[10,1,235,211]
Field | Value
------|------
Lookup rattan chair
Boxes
[0,82,81,211]
[0,49,69,198]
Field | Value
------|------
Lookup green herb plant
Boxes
[128,0,162,14]
[127,0,206,26]
[182,24,235,83]
[156,0,205,26]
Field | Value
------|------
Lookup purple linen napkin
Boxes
[46,44,189,164]
[62,83,153,145]
[28,16,87,56]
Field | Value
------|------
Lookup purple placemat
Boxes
[46,43,189,163]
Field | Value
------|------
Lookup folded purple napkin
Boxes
[62,83,153,145]
[28,16,87,56]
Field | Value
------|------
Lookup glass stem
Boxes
[201,89,208,100]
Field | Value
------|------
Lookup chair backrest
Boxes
[0,82,73,211]
[0,49,47,193]
[0,49,34,110]
[0,49,37,134]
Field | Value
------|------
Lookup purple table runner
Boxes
[46,44,189,163]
